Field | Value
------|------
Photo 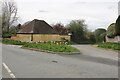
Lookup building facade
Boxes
[11,19,70,42]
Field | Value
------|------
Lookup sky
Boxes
[118,1,120,15]
[16,0,119,31]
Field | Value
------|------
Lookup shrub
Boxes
[2,33,11,38]
[2,39,27,45]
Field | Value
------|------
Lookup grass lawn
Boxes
[98,42,120,50]
[2,39,80,53]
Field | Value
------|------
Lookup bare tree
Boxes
[2,0,17,33]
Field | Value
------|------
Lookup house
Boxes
[106,36,120,43]
[11,19,70,42]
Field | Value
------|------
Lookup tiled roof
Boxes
[18,19,58,34]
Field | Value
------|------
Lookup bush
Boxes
[2,33,12,38]
[2,39,27,45]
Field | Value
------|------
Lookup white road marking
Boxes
[3,63,11,73]
[10,73,16,78]
[2,62,16,78]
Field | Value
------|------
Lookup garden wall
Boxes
[11,34,70,42]
[11,34,31,42]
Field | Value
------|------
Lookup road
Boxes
[2,44,118,78]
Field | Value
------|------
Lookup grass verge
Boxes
[23,42,79,53]
[2,39,80,53]
[98,42,120,50]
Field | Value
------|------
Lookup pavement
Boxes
[2,44,119,78]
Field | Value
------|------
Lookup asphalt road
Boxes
[2,44,118,78]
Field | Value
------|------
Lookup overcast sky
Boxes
[16,0,119,31]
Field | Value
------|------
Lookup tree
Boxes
[2,24,20,38]
[2,0,18,34]
[52,23,68,35]
[99,32,106,42]
[9,24,21,36]
[115,15,120,36]
[86,31,96,43]
[95,28,106,43]
[67,20,88,43]
[106,23,116,38]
